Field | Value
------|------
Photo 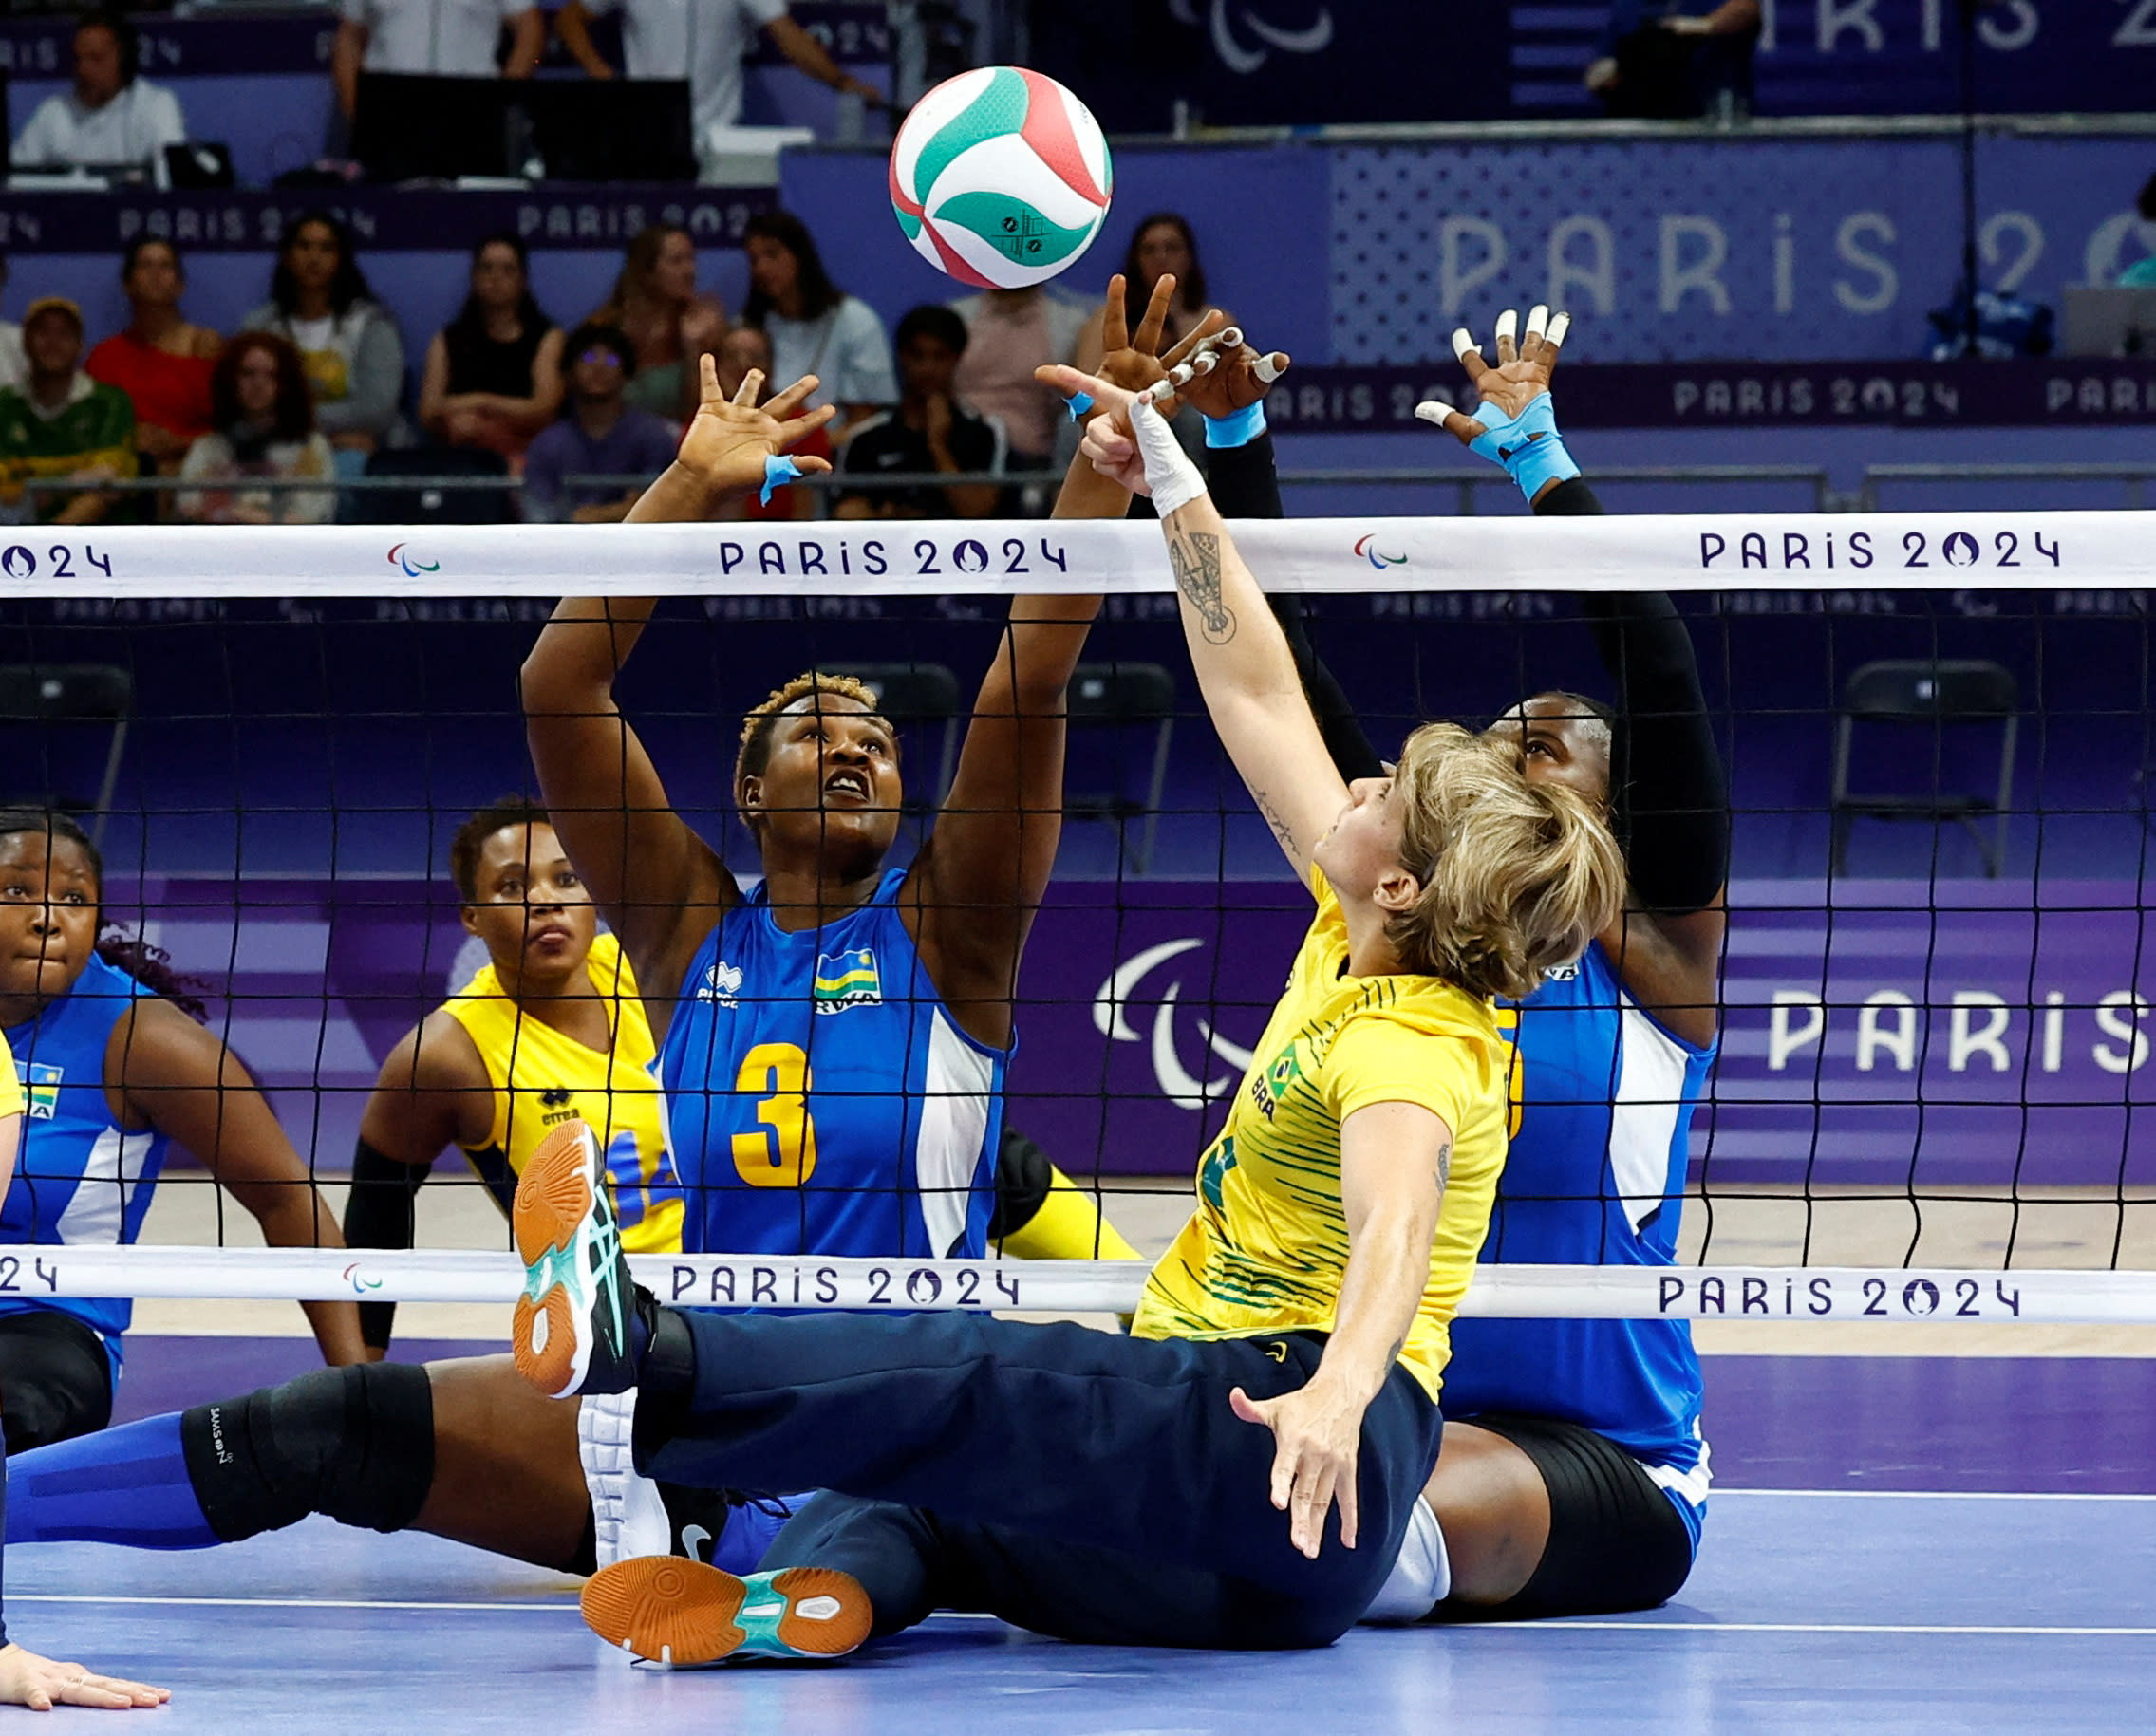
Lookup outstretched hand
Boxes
[1035,362,1149,495]
[1171,326,1289,422]
[0,1642,169,1713]
[1092,271,1229,403]
[1228,1378,1367,1559]
[672,355,837,496]
[1415,305,1570,447]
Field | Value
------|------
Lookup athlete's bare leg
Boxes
[1421,1422,1550,1604]
[416,1354,590,1571]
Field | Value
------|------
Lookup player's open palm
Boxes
[0,1642,169,1712]
[1415,305,1571,445]
[672,356,836,495]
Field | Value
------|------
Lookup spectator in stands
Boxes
[0,299,136,527]
[333,0,546,121]
[85,238,221,478]
[553,0,883,177]
[834,303,1003,520]
[710,323,829,521]
[12,13,186,175]
[521,323,679,524]
[2119,174,2156,287]
[241,212,406,471]
[1585,0,1761,121]
[741,209,893,435]
[585,224,728,426]
[949,282,1090,476]
[0,258,28,394]
[1073,214,1211,372]
[418,233,564,465]
[175,333,337,527]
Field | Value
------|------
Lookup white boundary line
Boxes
[12,1594,574,1613]
[1527,1621,2156,1637]
[1713,1488,2156,1501]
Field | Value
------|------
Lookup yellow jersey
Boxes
[440,931,684,1254]
[1132,867,1510,1403]
[0,1042,21,1119]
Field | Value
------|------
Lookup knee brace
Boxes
[180,1361,435,1543]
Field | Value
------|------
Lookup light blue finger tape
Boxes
[1466,395,1580,501]
[1063,391,1095,421]
[760,454,804,506]
[1204,400,1267,449]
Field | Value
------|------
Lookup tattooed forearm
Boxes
[1251,787,1298,854]
[1167,530,1234,645]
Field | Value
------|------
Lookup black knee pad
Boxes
[987,1125,1053,1241]
[180,1361,435,1543]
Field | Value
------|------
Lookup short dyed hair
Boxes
[1384,722,1626,1000]
[449,794,551,901]
[734,672,887,794]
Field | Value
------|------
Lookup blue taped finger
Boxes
[1063,390,1095,421]
[759,454,804,506]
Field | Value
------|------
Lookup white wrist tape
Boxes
[1132,393,1207,518]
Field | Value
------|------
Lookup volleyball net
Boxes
[0,513,2148,1324]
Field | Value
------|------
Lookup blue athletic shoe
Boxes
[582,1559,872,1666]
[513,1118,641,1398]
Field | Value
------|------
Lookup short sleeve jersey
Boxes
[1133,867,1510,1403]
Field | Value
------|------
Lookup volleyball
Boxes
[888,66,1114,290]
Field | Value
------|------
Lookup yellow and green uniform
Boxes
[0,1043,21,1120]
[1133,866,1510,1403]
[440,931,684,1253]
[0,377,136,521]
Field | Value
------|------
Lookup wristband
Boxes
[759,454,804,506]
[1203,400,1267,450]
[1466,395,1581,503]
[1062,391,1095,421]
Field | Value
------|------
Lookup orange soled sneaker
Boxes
[513,1117,640,1398]
[581,1558,873,1667]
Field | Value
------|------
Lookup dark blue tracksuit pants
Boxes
[636,1309,1444,1651]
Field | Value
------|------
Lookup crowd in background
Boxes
[0,207,1218,526]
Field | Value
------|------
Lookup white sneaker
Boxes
[578,1388,672,1568]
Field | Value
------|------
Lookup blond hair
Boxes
[1385,722,1626,1001]
[733,671,884,793]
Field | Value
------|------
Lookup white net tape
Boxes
[6,510,2140,597]
[32,1249,2156,1323]
[19,511,2148,1324]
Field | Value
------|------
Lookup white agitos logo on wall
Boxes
[1093,939,1255,1110]
[1170,0,1334,74]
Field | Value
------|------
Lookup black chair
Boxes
[0,664,132,846]
[1064,662,1175,874]
[1828,659,2017,878]
[352,448,516,526]
[831,662,963,812]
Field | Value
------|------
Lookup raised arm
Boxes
[112,999,365,1367]
[905,275,1207,1046]
[521,363,835,1010]
[1047,362,1345,881]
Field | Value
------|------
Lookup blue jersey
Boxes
[660,868,1007,1260]
[1442,940,1716,1540]
[0,954,172,1359]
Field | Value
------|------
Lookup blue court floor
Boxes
[12,1348,2156,1732]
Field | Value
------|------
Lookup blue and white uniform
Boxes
[660,868,1008,1259]
[0,954,170,1366]
[1442,939,1716,1545]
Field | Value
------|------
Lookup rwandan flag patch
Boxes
[812,948,882,1013]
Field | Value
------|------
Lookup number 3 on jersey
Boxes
[732,1042,818,1187]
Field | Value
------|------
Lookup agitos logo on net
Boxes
[387,542,441,578]
[1353,533,1407,569]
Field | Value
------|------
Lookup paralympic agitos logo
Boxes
[1092,939,1257,1110]
[1353,533,1407,569]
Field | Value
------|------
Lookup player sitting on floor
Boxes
[516,369,1625,1666]
[1080,306,1726,1621]
[0,810,366,1454]
[0,286,1191,1582]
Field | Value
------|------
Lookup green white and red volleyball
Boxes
[889,67,1114,290]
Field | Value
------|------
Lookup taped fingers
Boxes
[1415,400,1481,444]
[1253,351,1289,383]
[1546,311,1572,350]
[1452,327,1489,382]
[1523,304,1550,352]
[1494,308,1518,364]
